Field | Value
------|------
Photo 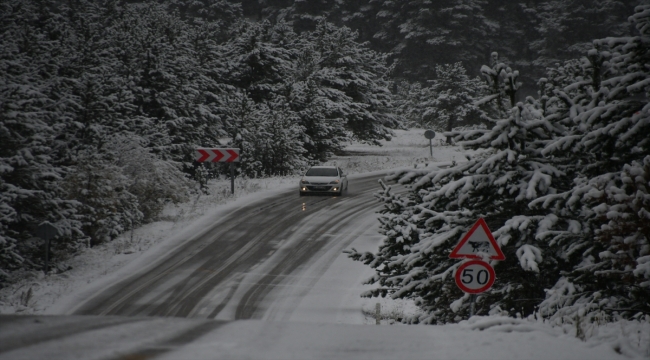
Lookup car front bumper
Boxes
[300,184,341,194]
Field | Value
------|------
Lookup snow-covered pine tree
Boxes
[217,19,398,164]
[349,4,650,323]
[287,76,348,163]
[42,1,192,244]
[478,52,522,122]
[212,19,314,175]
[523,0,637,70]
[0,0,84,282]
[348,95,569,323]
[533,4,650,320]
[62,158,143,246]
[420,62,485,142]
[167,0,242,27]
[392,80,427,128]
[286,38,356,162]
[105,2,222,165]
[218,89,307,177]
[242,98,306,176]
[217,20,297,104]
[285,0,338,32]
[371,0,494,80]
[305,21,397,145]
[179,15,236,185]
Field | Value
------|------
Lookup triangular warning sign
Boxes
[449,218,505,260]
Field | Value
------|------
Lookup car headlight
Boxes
[329,180,340,184]
[301,179,310,184]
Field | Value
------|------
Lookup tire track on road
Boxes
[73,173,386,321]
[233,176,383,320]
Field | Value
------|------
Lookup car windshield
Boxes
[305,168,338,177]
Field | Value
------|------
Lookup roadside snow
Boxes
[1,129,649,359]
[157,318,643,360]
[0,128,452,316]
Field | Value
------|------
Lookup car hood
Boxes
[301,176,339,183]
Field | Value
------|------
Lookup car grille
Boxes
[307,185,332,191]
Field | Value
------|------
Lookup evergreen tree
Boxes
[349,5,650,322]
[348,97,566,323]
[533,4,650,320]
[241,99,306,177]
[217,20,297,104]
[0,0,199,280]
[166,0,243,26]
[477,51,523,122]
[288,76,348,162]
[219,90,307,177]
[421,63,485,142]
[304,21,398,144]
[53,1,192,244]
[217,19,398,160]
[0,0,402,282]
[366,0,495,80]
[0,0,84,281]
[246,0,639,93]
[523,0,637,69]
[392,81,425,128]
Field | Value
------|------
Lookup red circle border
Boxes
[454,260,496,294]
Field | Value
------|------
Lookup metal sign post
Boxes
[35,222,60,274]
[470,294,477,317]
[230,162,235,195]
[194,147,240,195]
[424,130,436,157]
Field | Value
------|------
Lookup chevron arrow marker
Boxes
[213,149,225,162]
[194,148,240,163]
[225,149,239,162]
[195,149,211,162]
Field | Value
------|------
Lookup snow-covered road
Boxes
[1,130,647,359]
[69,172,389,322]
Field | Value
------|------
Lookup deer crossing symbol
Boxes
[468,240,489,252]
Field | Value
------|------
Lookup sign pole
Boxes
[193,147,240,195]
[470,294,476,317]
[35,222,59,275]
[230,162,235,195]
[424,130,436,158]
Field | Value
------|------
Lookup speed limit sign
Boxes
[454,260,495,294]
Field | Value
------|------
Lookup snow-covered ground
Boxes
[0,128,456,317]
[1,129,649,359]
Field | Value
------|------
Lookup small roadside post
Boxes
[35,222,60,274]
[449,218,505,317]
[375,303,381,325]
[195,148,240,194]
[424,130,436,157]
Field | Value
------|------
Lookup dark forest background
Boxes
[1,0,647,316]
[243,0,640,93]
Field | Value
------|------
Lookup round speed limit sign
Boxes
[454,260,495,294]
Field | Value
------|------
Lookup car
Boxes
[299,166,348,196]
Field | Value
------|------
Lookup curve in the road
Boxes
[73,173,386,320]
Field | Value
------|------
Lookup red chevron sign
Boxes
[194,148,240,163]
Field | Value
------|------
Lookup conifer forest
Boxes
[1,0,649,324]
